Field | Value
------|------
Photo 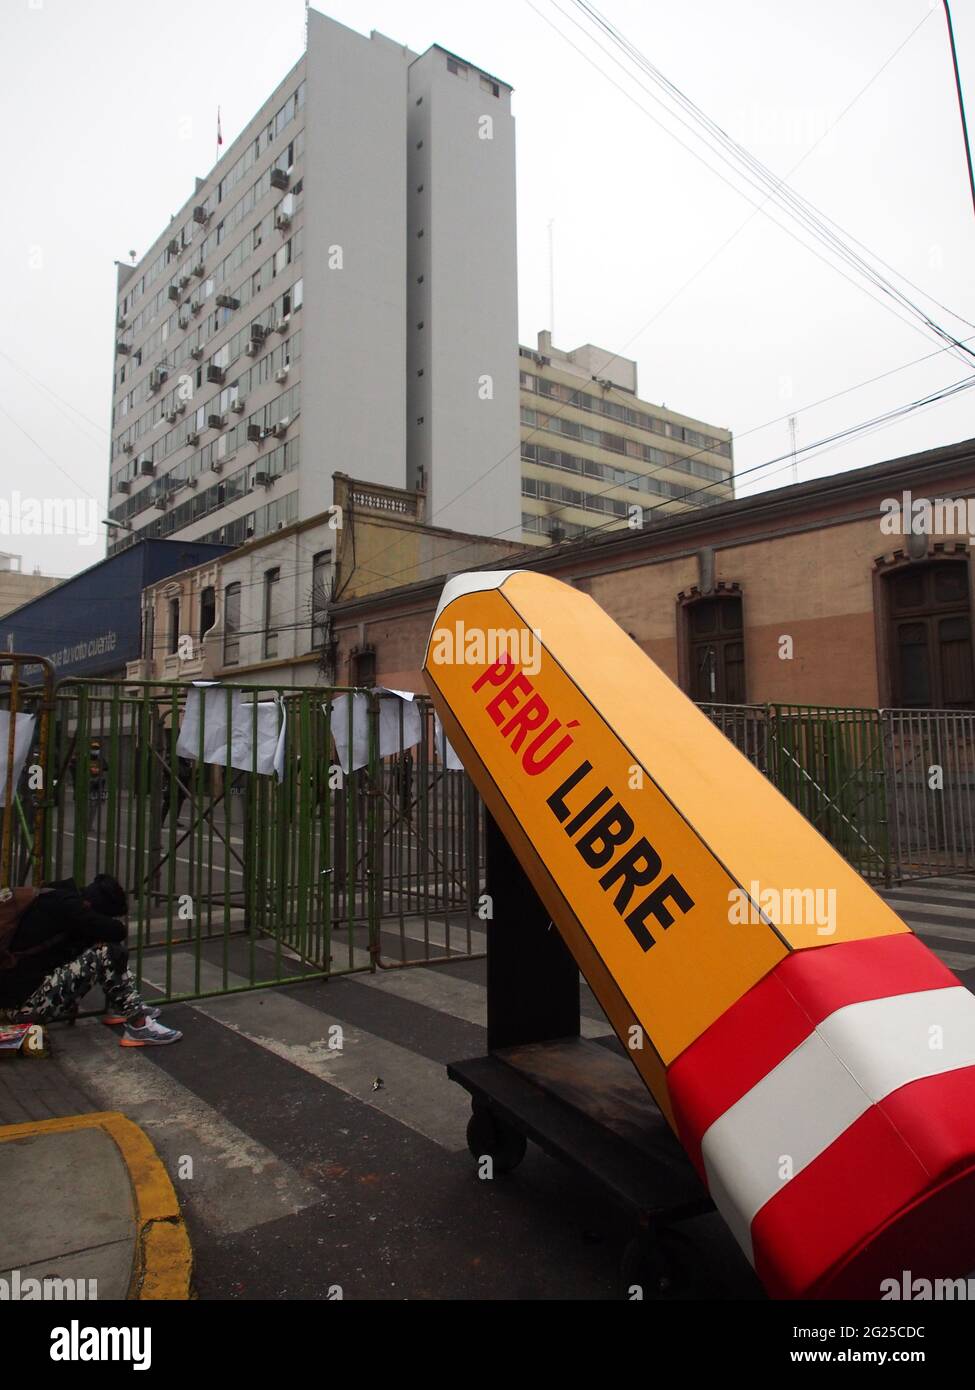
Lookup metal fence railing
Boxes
[40,679,384,1002]
[373,695,485,968]
[700,702,975,884]
[3,657,973,1015]
[1,667,487,1007]
[883,708,975,880]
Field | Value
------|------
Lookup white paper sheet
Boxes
[176,684,286,781]
[327,689,423,773]
[433,713,464,771]
[0,711,36,806]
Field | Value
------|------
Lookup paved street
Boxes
[1,876,971,1301]
[1,926,759,1300]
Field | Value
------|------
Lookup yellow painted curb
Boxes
[0,1110,192,1300]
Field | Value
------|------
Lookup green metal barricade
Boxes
[43,678,382,1003]
[0,653,55,889]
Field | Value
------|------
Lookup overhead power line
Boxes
[535,0,975,372]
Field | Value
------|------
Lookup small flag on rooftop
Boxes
[217,107,223,147]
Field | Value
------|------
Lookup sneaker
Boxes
[120,1016,183,1047]
[102,1005,161,1027]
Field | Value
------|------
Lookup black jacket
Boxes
[0,878,127,1008]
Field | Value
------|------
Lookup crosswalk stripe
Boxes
[885,900,975,923]
[898,920,975,946]
[376,916,487,955]
[919,947,975,973]
[53,1020,323,1236]
[138,955,472,1152]
[347,955,613,1038]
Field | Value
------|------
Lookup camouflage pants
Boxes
[15,942,144,1022]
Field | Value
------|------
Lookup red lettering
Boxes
[523,719,578,776]
[486,673,532,726]
[472,655,513,692]
[501,693,549,752]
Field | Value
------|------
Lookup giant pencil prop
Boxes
[424,570,975,1299]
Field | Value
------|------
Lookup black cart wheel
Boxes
[466,1105,528,1174]
[620,1226,701,1301]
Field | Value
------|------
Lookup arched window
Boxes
[884,558,973,709]
[199,586,215,638]
[223,582,241,666]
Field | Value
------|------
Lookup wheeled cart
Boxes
[448,817,720,1299]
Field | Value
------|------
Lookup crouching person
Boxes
[0,875,182,1046]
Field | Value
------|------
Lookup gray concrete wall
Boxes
[406,48,520,541]
[300,12,410,520]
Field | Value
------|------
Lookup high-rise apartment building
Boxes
[108,11,520,556]
[519,332,733,544]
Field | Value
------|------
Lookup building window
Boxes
[884,559,973,709]
[311,550,331,649]
[351,646,376,687]
[263,567,280,659]
[199,586,215,638]
[144,603,154,662]
[224,582,241,665]
[167,598,180,655]
[447,58,467,77]
[683,592,745,703]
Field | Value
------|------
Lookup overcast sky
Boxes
[2,0,973,577]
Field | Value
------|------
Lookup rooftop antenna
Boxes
[788,415,798,484]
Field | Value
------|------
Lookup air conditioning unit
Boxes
[231,397,246,414]
[116,314,128,330]
[275,210,291,230]
[206,365,225,385]
[272,416,290,437]
[244,341,259,357]
[207,413,226,430]
[186,477,198,489]
[190,300,202,316]
[276,314,291,334]
[155,494,169,511]
[246,424,262,443]
[117,479,130,495]
[139,457,155,476]
[165,411,178,425]
[250,323,267,342]
[167,285,180,302]
[116,342,131,355]
[215,293,239,310]
[148,370,162,393]
[192,205,209,225]
[186,431,200,446]
[210,459,223,474]
[122,441,133,454]
[274,367,289,384]
[178,316,190,331]
[175,401,186,415]
[253,471,273,487]
[178,274,191,289]
[189,345,204,360]
[167,237,179,257]
[270,168,290,190]
[191,260,206,278]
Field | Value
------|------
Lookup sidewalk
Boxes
[0,1039,192,1300]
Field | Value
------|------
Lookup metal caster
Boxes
[466,1103,527,1174]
